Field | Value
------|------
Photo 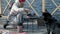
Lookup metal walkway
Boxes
[0,0,60,34]
[0,16,47,34]
[0,16,60,34]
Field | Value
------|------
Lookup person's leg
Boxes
[4,14,15,29]
[17,23,23,33]
[16,14,23,33]
[4,20,9,29]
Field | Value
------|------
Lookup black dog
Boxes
[42,9,57,34]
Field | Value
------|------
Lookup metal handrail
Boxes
[51,6,59,15]
[6,0,9,3]
[51,0,60,15]
[0,0,2,14]
[28,0,34,7]
[3,0,12,14]
[51,0,57,7]
[26,0,39,17]
[6,0,12,6]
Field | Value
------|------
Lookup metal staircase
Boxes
[0,16,47,34]
[0,0,60,34]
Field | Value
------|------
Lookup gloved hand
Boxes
[25,9,30,14]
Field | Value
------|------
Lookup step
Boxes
[0,16,37,25]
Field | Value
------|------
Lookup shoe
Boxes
[4,24,8,29]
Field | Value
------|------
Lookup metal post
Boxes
[42,0,45,12]
[0,0,2,17]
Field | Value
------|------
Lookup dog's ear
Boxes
[42,9,52,17]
